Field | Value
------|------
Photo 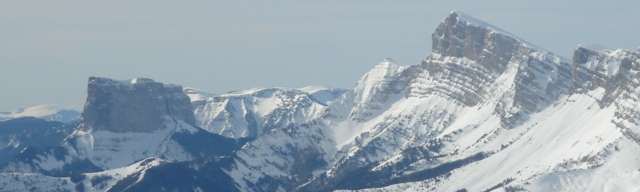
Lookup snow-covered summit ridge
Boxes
[186,85,346,138]
[349,58,408,121]
[0,104,80,123]
[354,58,406,100]
[11,105,62,117]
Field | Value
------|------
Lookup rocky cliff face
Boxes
[298,12,636,192]
[334,15,640,192]
[82,77,195,132]
[572,48,640,146]
[431,12,521,73]
[62,77,238,170]
[422,11,573,127]
[573,47,640,100]
[297,11,575,191]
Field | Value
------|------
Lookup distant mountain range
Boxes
[1,11,639,192]
[0,104,79,123]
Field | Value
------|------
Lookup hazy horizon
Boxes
[2,0,640,111]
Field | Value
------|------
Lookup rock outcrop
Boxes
[82,77,195,132]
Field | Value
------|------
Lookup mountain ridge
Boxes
[0,104,80,123]
[1,11,640,192]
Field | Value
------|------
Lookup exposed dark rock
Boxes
[82,77,196,132]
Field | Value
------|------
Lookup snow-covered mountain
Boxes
[0,105,80,123]
[0,77,245,192]
[317,11,640,192]
[2,11,640,192]
[185,86,345,139]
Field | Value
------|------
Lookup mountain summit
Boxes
[82,77,196,132]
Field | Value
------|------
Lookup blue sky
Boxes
[1,0,639,111]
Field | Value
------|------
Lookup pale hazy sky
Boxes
[1,0,639,111]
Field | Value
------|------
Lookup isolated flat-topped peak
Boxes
[83,77,195,132]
